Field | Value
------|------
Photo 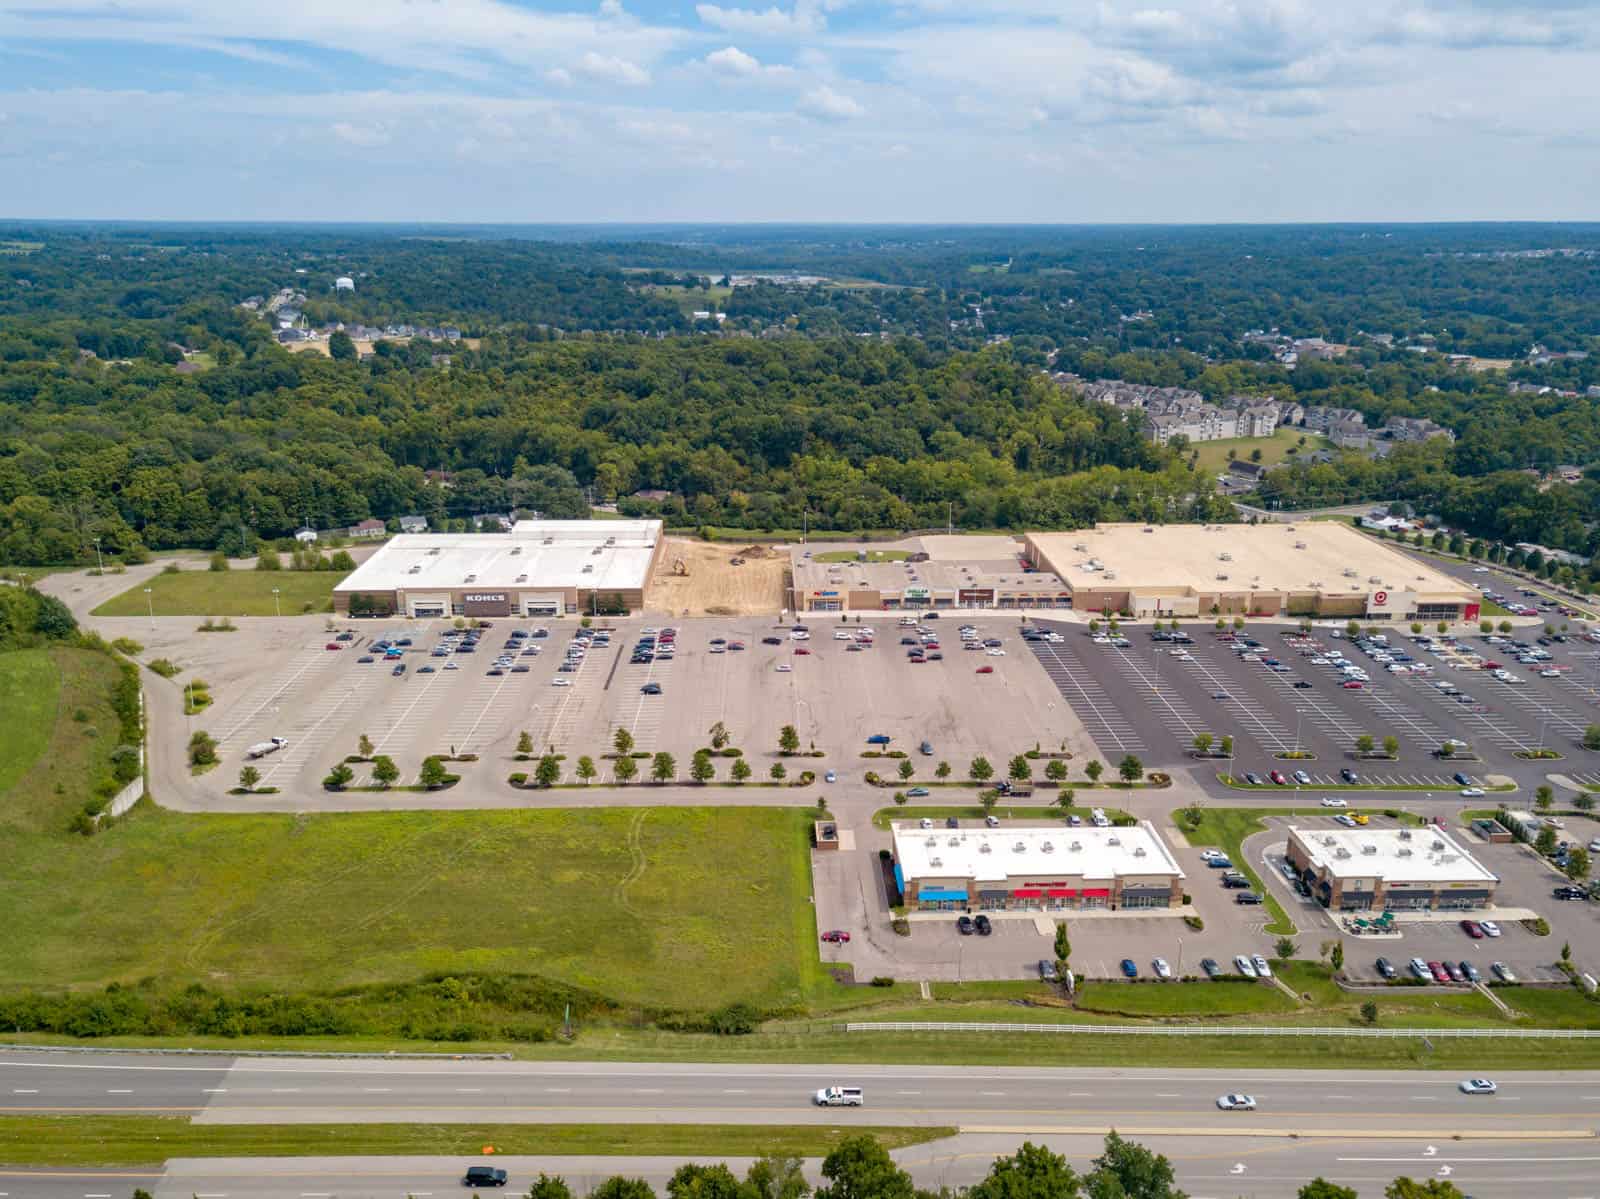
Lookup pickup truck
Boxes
[245,737,288,759]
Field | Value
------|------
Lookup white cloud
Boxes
[545,67,574,86]
[575,51,651,86]
[706,45,763,75]
[695,2,826,37]
[797,84,864,120]
[598,0,626,17]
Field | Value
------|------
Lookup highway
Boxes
[6,1052,1600,1196]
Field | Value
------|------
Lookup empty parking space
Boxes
[252,665,388,786]
[1168,650,1294,754]
[1027,638,1146,756]
[213,643,338,750]
[1103,645,1206,746]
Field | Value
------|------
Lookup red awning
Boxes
[1081,888,1111,898]
[1012,888,1044,898]
[1047,888,1076,897]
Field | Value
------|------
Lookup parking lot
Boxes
[191,613,1097,795]
[1028,618,1600,784]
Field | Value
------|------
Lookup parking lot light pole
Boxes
[93,537,103,573]
[144,586,153,627]
[272,586,281,618]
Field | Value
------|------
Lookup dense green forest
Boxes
[0,223,1597,568]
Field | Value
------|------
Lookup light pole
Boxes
[93,537,103,573]
[272,587,281,618]
[143,586,153,627]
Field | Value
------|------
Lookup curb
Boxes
[0,1042,511,1061]
[959,1124,1596,1140]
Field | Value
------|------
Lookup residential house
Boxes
[398,515,429,534]
[470,513,513,532]
[294,527,318,544]
[348,518,387,540]
[630,488,675,503]
[1327,419,1373,450]
[1384,416,1456,444]
[1303,406,1365,434]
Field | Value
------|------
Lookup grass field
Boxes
[0,649,60,796]
[0,1116,950,1167]
[1190,427,1330,474]
[1,648,820,1013]
[92,569,338,617]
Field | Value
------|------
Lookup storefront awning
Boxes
[1012,888,1044,898]
[1047,888,1076,897]
[919,888,968,902]
[1081,888,1111,898]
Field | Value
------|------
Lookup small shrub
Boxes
[891,918,911,937]
[508,772,529,787]
[146,658,179,678]
[1183,915,1204,931]
[708,1003,758,1035]
[869,976,895,988]
[110,637,144,655]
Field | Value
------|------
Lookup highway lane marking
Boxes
[724,1089,748,1094]
[979,1091,1006,1096]
[362,1087,391,1093]
[898,1091,922,1096]
[545,1088,571,1093]
[10,1090,36,1094]
[1157,1093,1181,1098]
[1339,1155,1600,1163]
[203,1088,228,1093]
[106,1089,132,1094]
[271,1088,300,1093]
[455,1088,483,1093]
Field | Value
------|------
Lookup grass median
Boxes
[1172,806,1301,936]
[92,568,337,617]
[0,1117,953,1167]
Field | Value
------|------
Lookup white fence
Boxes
[845,1021,1600,1039]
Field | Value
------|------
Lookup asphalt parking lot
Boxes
[194,614,1097,795]
[1028,619,1600,783]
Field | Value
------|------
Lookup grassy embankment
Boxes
[0,1117,949,1167]
[92,569,337,617]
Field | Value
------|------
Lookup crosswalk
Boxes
[1026,640,1145,755]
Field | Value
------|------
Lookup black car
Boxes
[1235,891,1262,905]
[1200,957,1222,979]
[957,915,975,935]
[1243,772,1262,785]
[1292,681,1312,689]
[1340,768,1359,783]
[511,664,530,673]
[946,816,960,828]
[1375,956,1397,979]
[335,631,354,641]
[763,636,782,645]
[391,663,406,676]
[1222,874,1251,889]
[486,667,504,676]
[1453,772,1472,786]
[901,636,918,645]
[465,1165,509,1187]
[1555,884,1588,899]
[357,655,375,663]
[974,914,992,936]
[641,682,662,694]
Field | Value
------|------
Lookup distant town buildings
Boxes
[1065,378,1294,447]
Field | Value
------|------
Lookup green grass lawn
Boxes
[92,568,338,617]
[0,648,60,797]
[1074,979,1298,1018]
[0,1116,950,1167]
[1191,427,1330,474]
[813,549,911,563]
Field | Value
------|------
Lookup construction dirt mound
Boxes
[735,545,775,558]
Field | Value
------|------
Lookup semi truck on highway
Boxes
[245,736,288,759]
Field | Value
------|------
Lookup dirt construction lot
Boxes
[647,537,788,617]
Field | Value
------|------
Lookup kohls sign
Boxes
[462,591,511,615]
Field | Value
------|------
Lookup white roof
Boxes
[1289,825,1498,885]
[892,821,1184,884]
[334,519,661,594]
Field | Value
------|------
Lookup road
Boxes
[8,1137,1600,1198]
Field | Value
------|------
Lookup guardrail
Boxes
[844,1021,1600,1039]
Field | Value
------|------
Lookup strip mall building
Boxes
[892,821,1185,912]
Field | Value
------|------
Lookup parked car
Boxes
[1120,958,1139,978]
[907,787,930,797]
[1038,959,1060,982]
[1461,920,1484,939]
[1153,957,1172,979]
[957,916,975,935]
[1250,955,1272,978]
[1321,797,1348,808]
[824,770,837,783]
[1479,920,1501,937]
[1491,961,1516,982]
[641,682,662,695]
[1234,891,1262,905]
[1340,768,1359,783]
[1375,957,1397,979]
[1270,770,1288,785]
[820,930,851,943]
[1460,961,1481,983]
[974,914,992,936]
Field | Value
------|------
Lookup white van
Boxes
[814,1086,865,1107]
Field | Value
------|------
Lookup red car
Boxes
[1482,661,1502,670]
[794,647,811,656]
[976,665,995,674]
[1270,770,1288,785]
[1342,680,1363,689]
[1461,919,1484,939]
[324,642,343,651]
[1428,960,1450,983]
[820,930,851,943]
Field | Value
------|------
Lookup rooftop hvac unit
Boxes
[1431,840,1446,851]
[408,565,421,574]
[1397,847,1413,857]
[1216,573,1229,581]
[1070,841,1082,851]
[926,837,938,847]
[464,574,476,582]
[948,836,961,846]
[1295,541,1307,549]
[1368,575,1382,584]
[929,857,942,868]
[509,546,522,555]
[1143,527,1154,533]
[1399,829,1412,840]
[1343,568,1358,577]
[1041,841,1055,853]
[1361,844,1378,855]
[582,564,593,573]
[591,547,603,555]
[978,843,992,854]
[515,574,527,583]
[606,537,616,546]
[1335,847,1352,858]
[1013,842,1027,853]
[1103,571,1117,580]
[1133,846,1147,857]
[1107,836,1121,846]
[1218,552,1233,561]
[428,547,442,555]
[1074,543,1087,552]
[1323,836,1338,846]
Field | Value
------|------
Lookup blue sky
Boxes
[2,1,1599,222]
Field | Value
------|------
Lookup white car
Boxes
[775,663,792,672]
[1217,1093,1257,1111]
[1491,961,1516,982]
[551,678,572,687]
[1233,955,1257,978]
[1153,957,1172,979]
[1460,787,1485,798]
[1320,797,1348,808]
[1459,1078,1498,1095]
[1251,955,1273,978]
[1479,920,1501,938]
[986,647,1006,656]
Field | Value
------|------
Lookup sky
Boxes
[2,0,1599,223]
